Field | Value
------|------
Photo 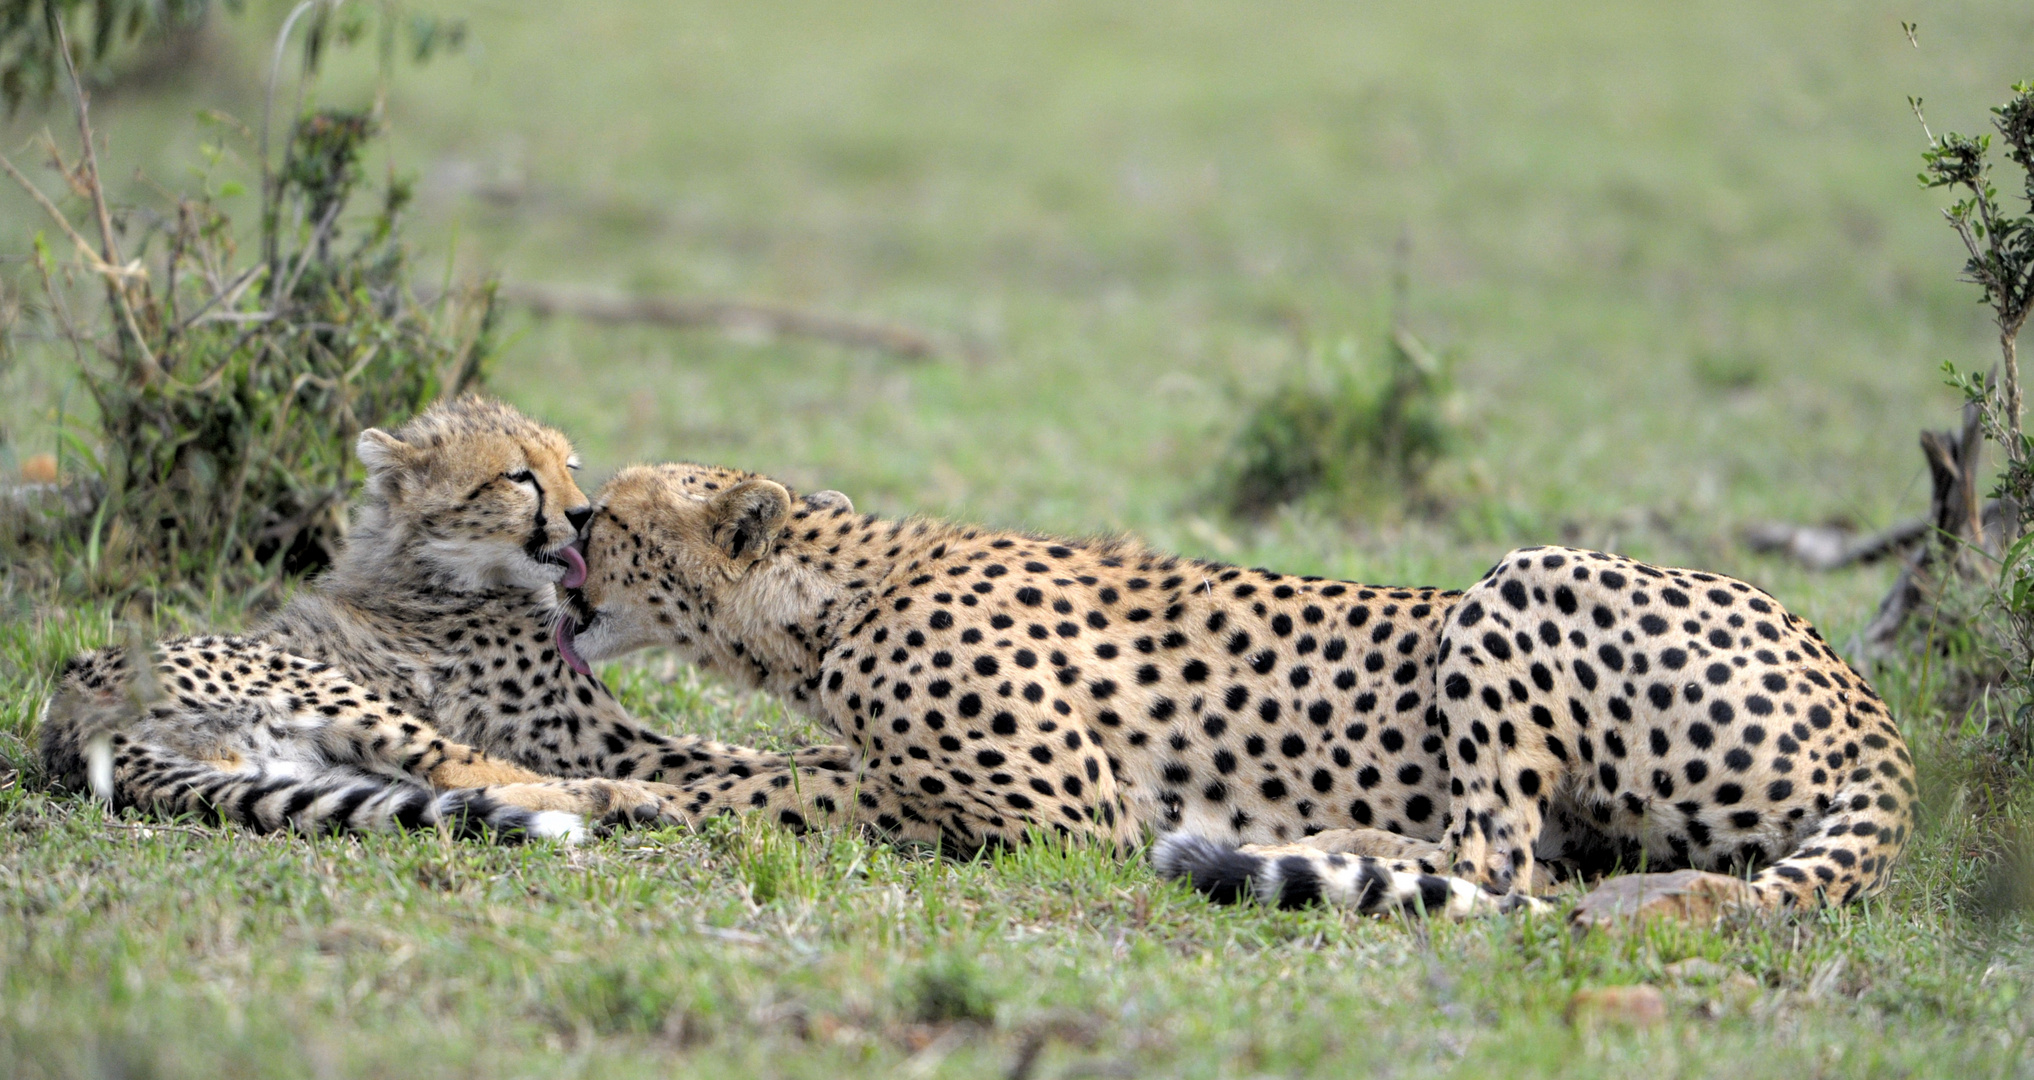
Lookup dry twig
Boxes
[495,282,969,362]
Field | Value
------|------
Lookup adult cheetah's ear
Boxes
[802,489,853,515]
[707,478,792,573]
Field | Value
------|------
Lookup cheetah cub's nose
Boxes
[565,506,593,533]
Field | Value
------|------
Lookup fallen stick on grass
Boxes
[1741,517,1933,571]
[492,282,971,362]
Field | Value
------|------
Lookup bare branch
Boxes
[49,7,161,384]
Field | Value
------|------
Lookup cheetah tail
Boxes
[110,737,585,844]
[1151,833,1532,918]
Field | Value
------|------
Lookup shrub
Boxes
[1908,82,2034,758]
[1,2,491,600]
[0,0,214,115]
[1220,321,1459,518]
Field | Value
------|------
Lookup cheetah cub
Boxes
[561,462,1915,921]
[41,399,826,842]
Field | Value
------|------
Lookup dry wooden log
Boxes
[1742,518,1930,571]
[1857,402,2000,656]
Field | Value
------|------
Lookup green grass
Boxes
[0,650,2028,1078]
[6,1,2034,1075]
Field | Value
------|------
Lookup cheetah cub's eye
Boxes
[565,455,581,471]
[505,469,536,485]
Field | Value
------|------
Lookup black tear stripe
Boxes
[523,473,552,560]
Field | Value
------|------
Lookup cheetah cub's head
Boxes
[558,462,851,675]
[349,396,593,594]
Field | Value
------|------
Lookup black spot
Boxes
[1500,579,1530,610]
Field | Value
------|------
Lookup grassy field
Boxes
[4,2,2034,1076]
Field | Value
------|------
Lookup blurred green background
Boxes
[6,7,2034,1076]
[4,0,2029,611]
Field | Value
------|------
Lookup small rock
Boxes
[1569,870,1762,931]
[1566,984,1667,1029]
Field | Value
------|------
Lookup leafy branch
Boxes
[1,0,492,598]
[1917,82,2034,503]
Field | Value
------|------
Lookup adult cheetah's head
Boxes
[349,395,592,593]
[558,462,851,675]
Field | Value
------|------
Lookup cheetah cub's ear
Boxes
[356,429,422,496]
[708,478,792,575]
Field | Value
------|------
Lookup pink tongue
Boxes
[558,544,587,589]
[555,616,591,677]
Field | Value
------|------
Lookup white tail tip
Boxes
[85,733,115,805]
[528,811,587,845]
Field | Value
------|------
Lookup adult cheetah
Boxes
[559,462,1915,920]
[41,399,849,841]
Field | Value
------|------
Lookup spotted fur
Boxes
[566,462,1916,917]
[39,399,845,841]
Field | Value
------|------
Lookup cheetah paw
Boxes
[583,779,688,831]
